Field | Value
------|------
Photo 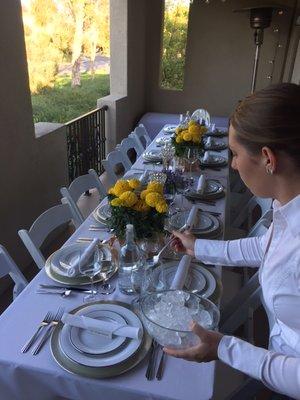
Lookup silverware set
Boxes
[22,307,64,355]
[145,341,166,380]
[36,284,96,297]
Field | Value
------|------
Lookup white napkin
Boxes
[203,151,214,162]
[170,255,192,290]
[186,205,198,229]
[139,170,148,183]
[196,175,206,194]
[62,313,142,340]
[67,238,100,277]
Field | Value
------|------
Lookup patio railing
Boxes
[66,105,108,183]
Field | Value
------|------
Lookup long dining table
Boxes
[0,120,229,400]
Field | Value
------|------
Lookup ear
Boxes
[261,146,277,173]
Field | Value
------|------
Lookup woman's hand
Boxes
[171,230,196,257]
[164,321,223,363]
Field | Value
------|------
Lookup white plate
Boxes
[70,309,127,355]
[50,243,111,277]
[142,149,162,161]
[170,211,214,232]
[156,137,172,147]
[186,180,224,197]
[163,125,177,134]
[93,203,111,223]
[154,261,216,298]
[199,154,227,166]
[203,138,227,151]
[169,211,220,236]
[205,128,228,137]
[59,303,143,367]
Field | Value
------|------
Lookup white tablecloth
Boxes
[0,124,229,400]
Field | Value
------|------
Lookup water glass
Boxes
[79,247,102,302]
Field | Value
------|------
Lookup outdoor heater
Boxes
[234,4,286,93]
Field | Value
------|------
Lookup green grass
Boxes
[31,71,110,123]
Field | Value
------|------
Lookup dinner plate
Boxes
[59,303,143,367]
[70,308,127,355]
[93,203,111,224]
[203,138,227,151]
[170,210,214,232]
[156,137,172,147]
[153,261,216,298]
[205,128,228,137]
[142,149,162,161]
[185,179,225,200]
[163,125,177,134]
[51,301,152,379]
[50,243,110,278]
[45,247,118,285]
[199,154,227,167]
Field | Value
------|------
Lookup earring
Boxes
[266,166,273,175]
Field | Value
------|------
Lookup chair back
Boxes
[60,169,106,223]
[129,124,151,149]
[102,149,131,186]
[232,196,273,231]
[0,245,28,299]
[117,136,144,165]
[18,203,81,269]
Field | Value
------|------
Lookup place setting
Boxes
[184,174,225,201]
[142,149,163,164]
[204,124,228,137]
[163,124,178,135]
[198,151,227,169]
[203,136,227,151]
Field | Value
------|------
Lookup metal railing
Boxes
[66,105,108,183]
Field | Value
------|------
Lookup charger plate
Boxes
[185,179,225,201]
[93,203,111,224]
[199,154,227,167]
[203,138,227,151]
[205,128,228,137]
[51,301,152,379]
[163,125,177,134]
[142,149,162,162]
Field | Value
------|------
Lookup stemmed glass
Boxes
[79,247,102,303]
[183,147,199,187]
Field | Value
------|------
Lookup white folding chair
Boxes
[129,124,151,149]
[116,136,144,165]
[232,196,273,231]
[102,149,132,185]
[18,203,81,270]
[60,169,106,223]
[0,245,28,299]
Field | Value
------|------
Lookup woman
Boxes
[165,83,300,399]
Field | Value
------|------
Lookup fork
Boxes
[21,311,53,353]
[32,307,64,355]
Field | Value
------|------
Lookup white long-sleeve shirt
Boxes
[195,194,300,399]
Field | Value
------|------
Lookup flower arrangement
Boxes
[107,178,168,240]
[172,120,207,157]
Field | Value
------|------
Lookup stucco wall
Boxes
[145,0,297,117]
[0,0,68,272]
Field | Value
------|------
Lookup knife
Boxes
[39,284,95,293]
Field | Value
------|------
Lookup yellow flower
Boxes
[140,189,151,200]
[188,125,201,136]
[175,134,183,143]
[108,187,115,195]
[200,126,208,134]
[147,181,164,194]
[133,199,151,212]
[192,136,201,144]
[113,180,131,197]
[145,192,163,208]
[175,126,183,134]
[128,178,140,189]
[183,131,192,141]
[188,120,198,127]
[155,200,168,214]
[119,191,138,207]
[110,198,124,207]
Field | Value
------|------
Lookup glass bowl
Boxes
[139,290,219,349]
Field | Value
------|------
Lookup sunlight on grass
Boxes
[31,71,110,123]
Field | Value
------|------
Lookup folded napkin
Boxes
[186,205,198,229]
[67,238,100,277]
[196,175,206,194]
[170,255,192,290]
[62,312,142,340]
[203,151,214,162]
[139,170,148,183]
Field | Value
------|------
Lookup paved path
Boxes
[58,55,110,75]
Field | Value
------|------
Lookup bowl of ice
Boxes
[139,290,219,349]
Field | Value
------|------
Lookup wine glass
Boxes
[183,147,199,187]
[79,247,102,302]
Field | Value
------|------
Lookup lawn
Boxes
[31,71,110,123]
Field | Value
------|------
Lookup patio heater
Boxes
[234,5,285,93]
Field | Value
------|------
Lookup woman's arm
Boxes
[219,336,300,399]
